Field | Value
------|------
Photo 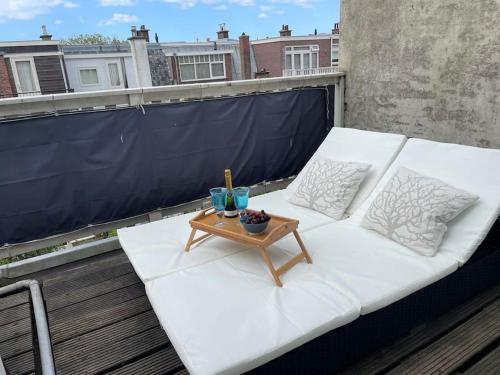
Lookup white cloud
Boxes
[63,1,79,7]
[99,0,135,6]
[163,0,256,9]
[163,0,196,9]
[99,12,139,25]
[0,0,79,21]
[55,19,63,24]
[268,0,318,8]
[228,0,254,6]
[257,4,283,18]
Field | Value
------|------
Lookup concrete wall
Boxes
[341,0,500,148]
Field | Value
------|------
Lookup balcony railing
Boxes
[0,74,344,118]
[283,66,339,77]
[0,73,345,276]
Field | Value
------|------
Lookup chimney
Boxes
[239,32,251,80]
[217,23,229,40]
[332,23,340,35]
[136,25,150,42]
[128,26,153,87]
[254,68,270,79]
[40,25,52,41]
[279,24,292,37]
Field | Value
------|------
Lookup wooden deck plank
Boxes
[2,350,35,375]
[0,291,29,312]
[43,258,134,295]
[15,249,128,286]
[53,311,172,374]
[48,282,146,324]
[0,317,31,343]
[104,346,184,375]
[56,327,169,375]
[0,303,30,326]
[45,271,140,312]
[387,298,500,374]
[50,295,152,343]
[0,333,32,360]
[464,344,500,375]
[340,283,500,375]
[53,310,160,355]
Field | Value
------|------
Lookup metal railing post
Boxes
[0,280,55,375]
[334,75,345,127]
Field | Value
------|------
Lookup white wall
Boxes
[65,55,136,92]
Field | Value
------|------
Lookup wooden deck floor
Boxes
[0,249,499,375]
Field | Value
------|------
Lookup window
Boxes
[108,63,121,87]
[15,61,37,93]
[10,58,40,96]
[284,45,320,71]
[331,42,339,65]
[79,68,99,85]
[178,54,225,82]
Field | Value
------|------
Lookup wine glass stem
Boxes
[217,211,224,226]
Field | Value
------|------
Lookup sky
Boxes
[0,0,340,43]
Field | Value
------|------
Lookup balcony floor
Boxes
[0,249,499,375]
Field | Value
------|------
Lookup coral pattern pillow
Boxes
[361,167,479,256]
[289,157,371,220]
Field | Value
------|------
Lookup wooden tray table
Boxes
[184,208,312,287]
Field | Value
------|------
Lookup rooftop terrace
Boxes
[1,0,500,370]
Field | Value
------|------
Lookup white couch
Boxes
[118,128,500,375]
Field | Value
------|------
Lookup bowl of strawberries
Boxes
[241,210,271,235]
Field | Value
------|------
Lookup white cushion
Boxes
[269,222,459,314]
[145,220,458,374]
[146,255,359,375]
[361,167,478,256]
[351,138,500,264]
[118,190,334,283]
[289,158,371,220]
[287,127,407,215]
[117,214,251,283]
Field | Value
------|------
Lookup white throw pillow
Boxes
[361,167,479,256]
[289,157,371,220]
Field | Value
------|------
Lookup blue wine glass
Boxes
[210,187,227,227]
[233,187,250,217]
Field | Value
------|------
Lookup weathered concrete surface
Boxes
[340,0,500,148]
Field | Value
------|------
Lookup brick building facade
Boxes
[251,24,340,78]
[0,55,14,98]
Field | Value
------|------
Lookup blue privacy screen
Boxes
[0,88,331,245]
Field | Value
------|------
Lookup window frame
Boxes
[178,53,227,83]
[283,45,320,71]
[9,57,41,96]
[331,41,339,66]
[78,67,100,86]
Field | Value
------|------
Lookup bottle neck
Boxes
[224,169,233,191]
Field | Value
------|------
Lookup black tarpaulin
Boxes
[0,89,330,245]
